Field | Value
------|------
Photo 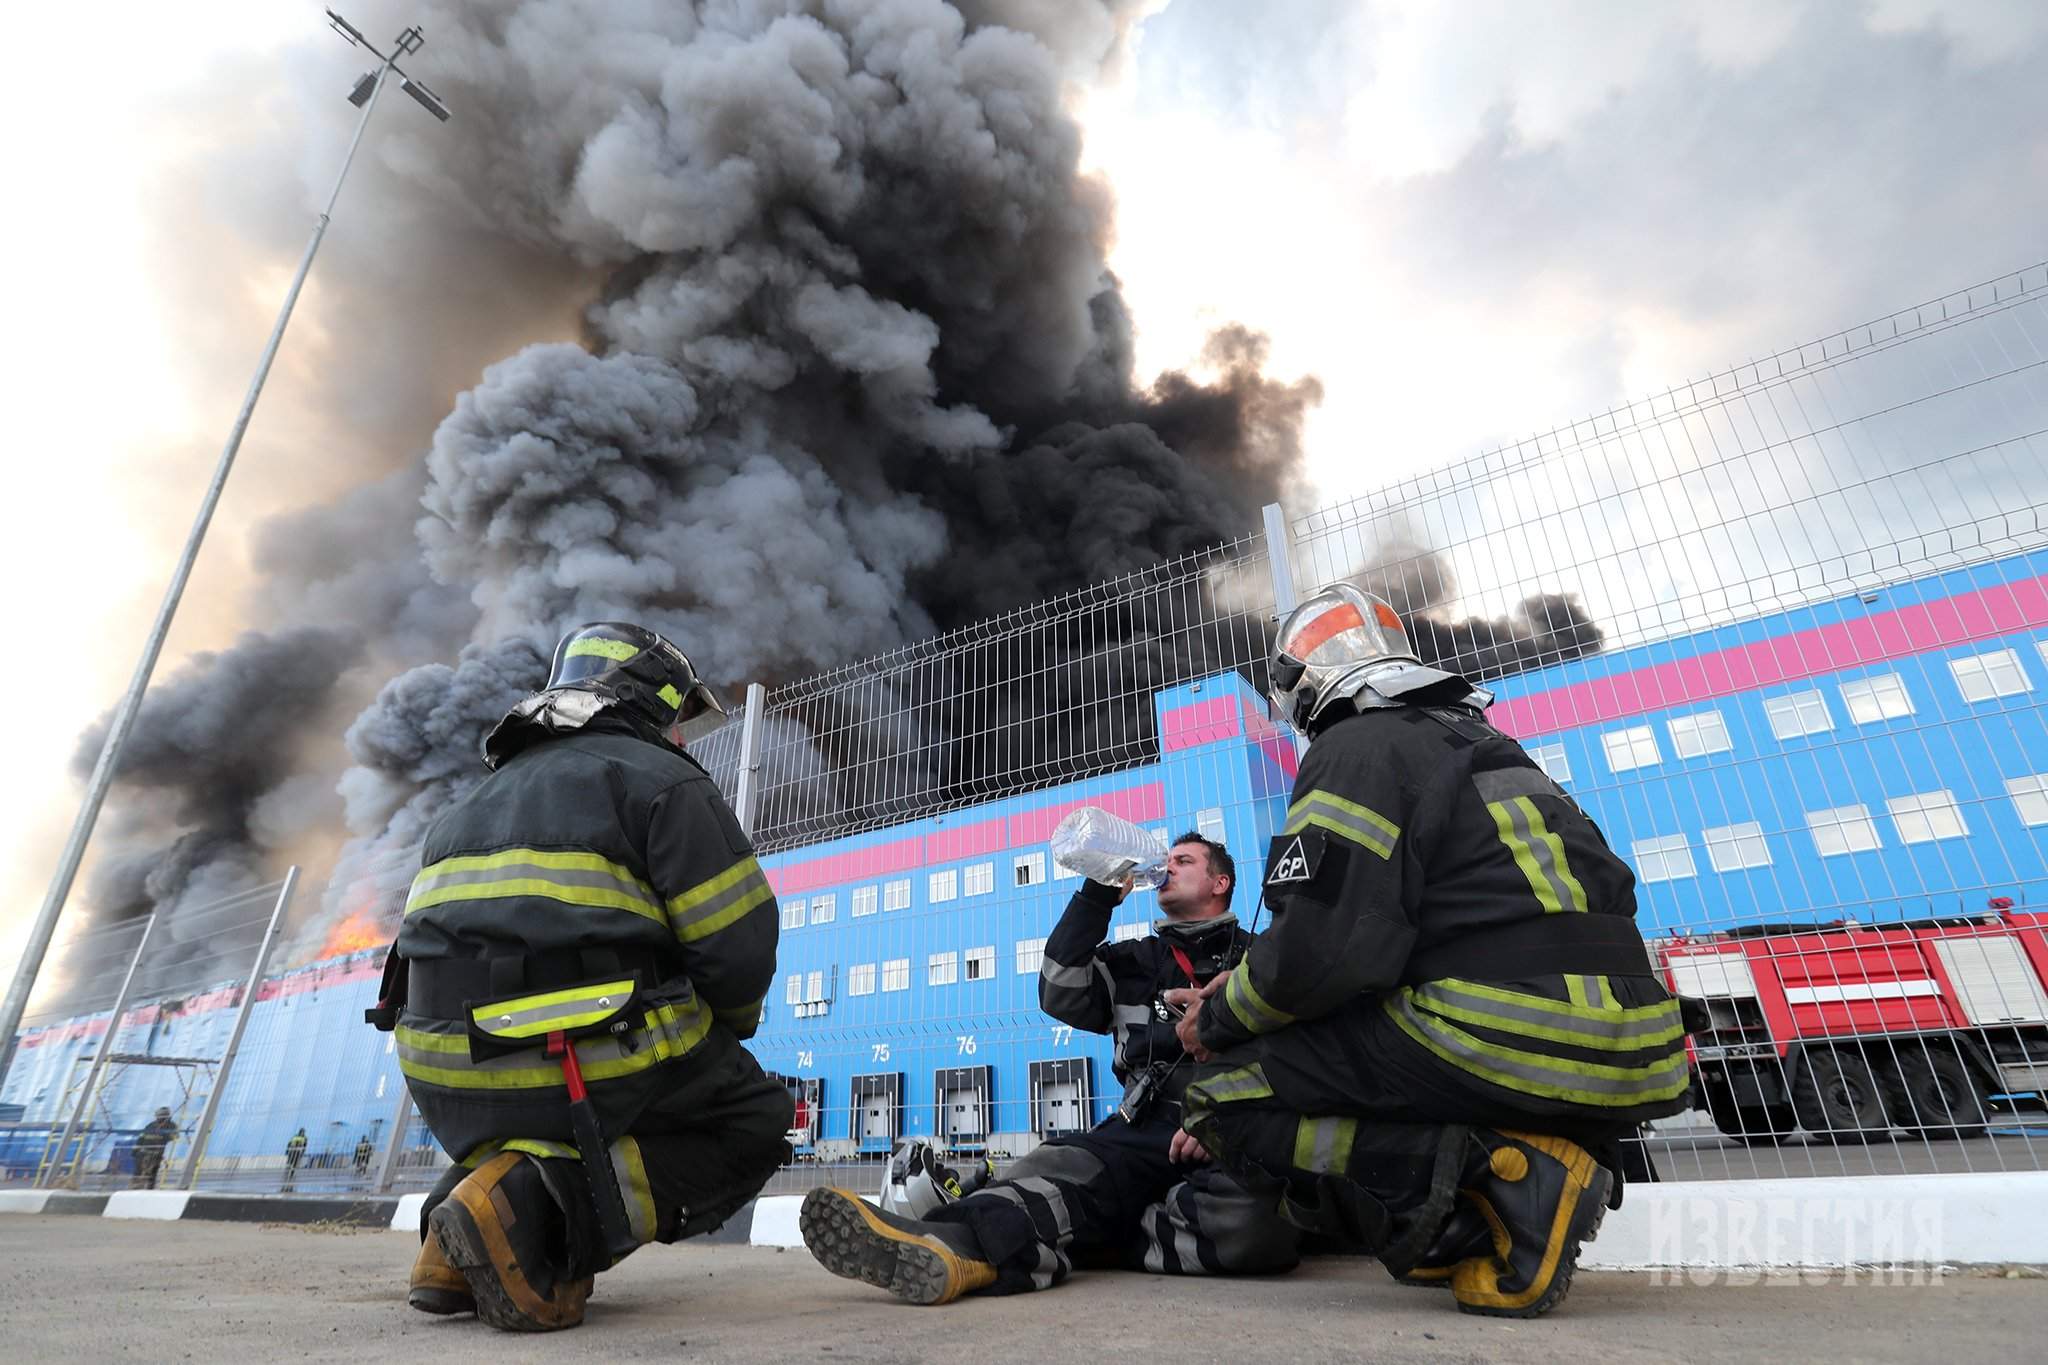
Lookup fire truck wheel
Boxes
[1789,1047,1895,1144]
[1878,1044,1990,1142]
[1697,1076,1796,1146]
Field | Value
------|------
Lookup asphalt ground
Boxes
[1,1214,2040,1364]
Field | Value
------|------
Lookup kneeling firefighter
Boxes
[1167,585,1691,1318]
[367,623,793,1332]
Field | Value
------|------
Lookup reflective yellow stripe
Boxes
[1386,994,1690,1107]
[613,1137,658,1245]
[1283,789,1400,859]
[469,979,637,1041]
[1486,797,1589,914]
[657,683,683,709]
[1291,1116,1357,1174]
[1183,1064,1276,1114]
[1223,967,1295,1035]
[566,638,640,661]
[667,857,774,944]
[461,1138,581,1168]
[406,848,663,925]
[1415,978,1684,1048]
[396,1000,714,1092]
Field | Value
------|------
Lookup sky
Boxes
[1,0,2044,988]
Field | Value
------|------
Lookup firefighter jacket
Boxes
[391,715,777,1117]
[1039,879,1253,1085]
[1194,703,1689,1121]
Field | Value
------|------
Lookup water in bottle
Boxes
[1049,806,1169,890]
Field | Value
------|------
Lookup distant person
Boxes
[131,1108,179,1189]
[353,1134,375,1183]
[282,1127,307,1192]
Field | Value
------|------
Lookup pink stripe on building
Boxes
[1008,784,1166,846]
[1490,572,2048,739]
[1240,697,1300,782]
[1161,696,1242,751]
[926,818,1009,863]
[768,834,927,897]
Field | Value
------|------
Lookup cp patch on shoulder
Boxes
[1265,829,1327,889]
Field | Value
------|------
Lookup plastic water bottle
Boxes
[1050,807,1170,890]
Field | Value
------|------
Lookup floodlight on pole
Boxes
[0,13,452,1076]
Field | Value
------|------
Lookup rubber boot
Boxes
[1388,1200,1491,1290]
[407,1233,475,1315]
[428,1152,595,1332]
[1450,1130,1612,1319]
[800,1187,998,1305]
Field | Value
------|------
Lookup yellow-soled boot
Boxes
[428,1152,594,1332]
[1450,1131,1611,1319]
[799,1187,997,1305]
[407,1232,475,1315]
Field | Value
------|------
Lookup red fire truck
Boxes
[1658,906,2048,1144]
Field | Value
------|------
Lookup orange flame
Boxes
[320,907,389,960]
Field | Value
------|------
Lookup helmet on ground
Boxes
[877,1138,995,1219]
[1269,584,1426,732]
[544,622,726,734]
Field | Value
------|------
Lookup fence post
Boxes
[178,866,296,1190]
[1261,502,1299,617]
[39,911,160,1188]
[732,682,768,837]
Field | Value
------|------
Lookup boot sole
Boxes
[429,1197,581,1332]
[406,1285,475,1316]
[798,1188,979,1306]
[1456,1164,1612,1319]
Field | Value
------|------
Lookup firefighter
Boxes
[800,834,1300,1303]
[131,1108,178,1189]
[1165,585,1689,1319]
[369,623,792,1332]
[281,1128,307,1191]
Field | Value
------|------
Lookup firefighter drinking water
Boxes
[800,833,1300,1302]
[1165,585,1689,1318]
[367,623,792,1332]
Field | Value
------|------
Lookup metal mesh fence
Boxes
[5,263,2045,1201]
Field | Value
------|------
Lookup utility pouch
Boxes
[464,975,642,1062]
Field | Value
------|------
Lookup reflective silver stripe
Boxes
[610,1141,655,1245]
[1173,1220,1201,1273]
[1473,766,1560,803]
[1028,1243,1062,1292]
[1012,1177,1075,1240]
[1295,1116,1355,1174]
[473,984,633,1037]
[1389,995,1689,1101]
[666,864,772,939]
[1188,1064,1274,1106]
[1284,791,1398,859]
[409,861,660,914]
[1577,975,1607,1010]
[1414,980,1682,1046]
[1112,1004,1155,1029]
[1039,957,1094,989]
[1494,796,1587,914]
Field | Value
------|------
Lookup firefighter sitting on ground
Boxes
[1164,585,1689,1319]
[367,623,792,1333]
[131,1108,178,1189]
[801,833,1300,1302]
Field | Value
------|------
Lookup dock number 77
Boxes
[1050,1026,1073,1046]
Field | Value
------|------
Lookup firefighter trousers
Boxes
[1181,1006,1650,1258]
[415,1033,793,1259]
[924,1105,1301,1294]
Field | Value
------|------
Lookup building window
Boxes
[784,974,803,1006]
[851,885,879,917]
[883,878,911,911]
[1112,922,1147,944]
[1702,821,1772,872]
[1950,648,2031,704]
[848,963,877,996]
[1887,790,1968,844]
[1529,743,1571,784]
[810,893,837,925]
[1666,710,1733,760]
[882,958,910,993]
[965,946,996,981]
[1602,725,1661,773]
[1631,834,1696,883]
[964,862,995,897]
[1840,673,1914,725]
[780,899,807,930]
[2010,774,2048,827]
[1196,806,1227,844]
[1014,853,1047,887]
[928,951,959,986]
[805,970,826,1003]
[1764,690,1833,740]
[1015,937,1047,975]
[929,869,958,904]
[1808,804,1882,856]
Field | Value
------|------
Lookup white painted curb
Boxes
[749,1194,808,1247]
[0,1191,51,1215]
[103,1191,192,1220]
[391,1192,427,1233]
[1580,1171,2048,1269]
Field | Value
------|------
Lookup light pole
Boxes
[0,13,450,1072]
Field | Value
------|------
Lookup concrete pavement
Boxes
[1,1215,2042,1363]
